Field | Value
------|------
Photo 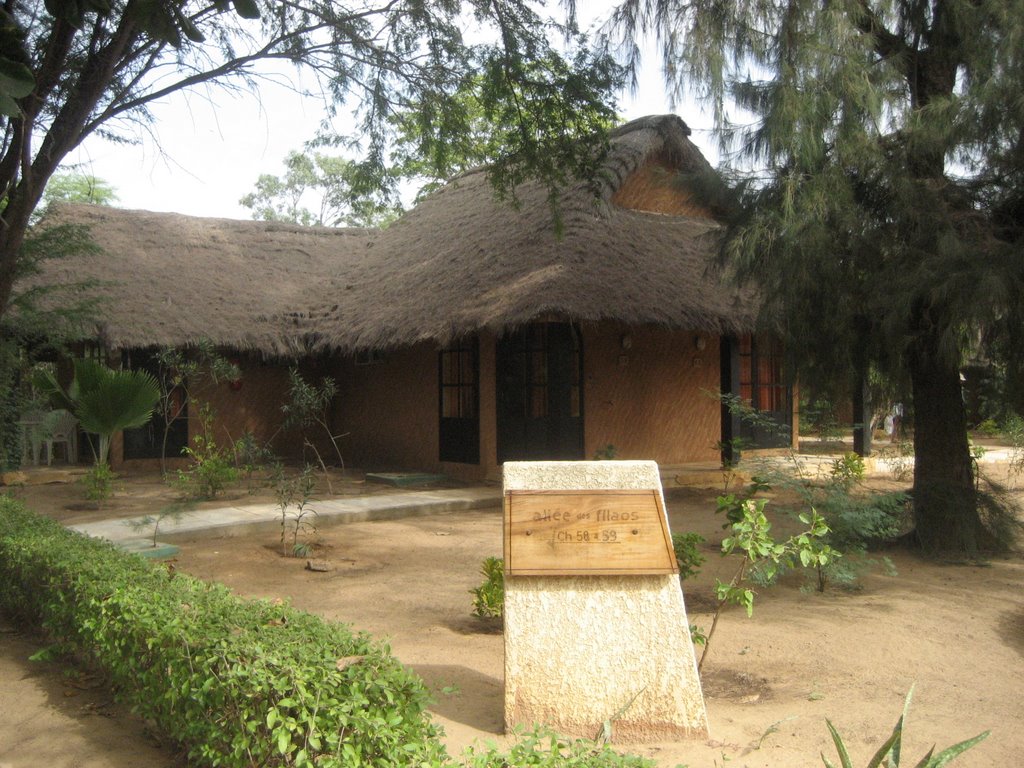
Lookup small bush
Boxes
[828,452,865,492]
[462,726,655,767]
[175,403,238,500]
[975,418,1000,437]
[671,532,705,581]
[82,461,117,504]
[470,556,505,619]
[0,497,447,768]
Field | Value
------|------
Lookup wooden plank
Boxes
[503,489,678,576]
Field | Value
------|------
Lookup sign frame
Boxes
[503,488,679,576]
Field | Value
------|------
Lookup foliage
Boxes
[273,463,320,558]
[876,441,915,483]
[829,453,866,493]
[129,501,193,548]
[712,390,790,489]
[592,444,617,460]
[41,173,118,209]
[0,342,25,470]
[241,150,402,228]
[174,402,238,500]
[154,341,241,474]
[803,397,845,443]
[1004,415,1024,488]
[808,490,905,591]
[822,686,988,768]
[746,457,906,591]
[470,556,505,620]
[34,358,160,465]
[232,430,276,493]
[462,725,655,768]
[0,496,447,767]
[975,418,1000,438]
[1,0,622,330]
[282,368,346,488]
[609,0,1024,554]
[671,532,705,582]
[0,179,109,469]
[700,493,837,670]
[81,461,116,505]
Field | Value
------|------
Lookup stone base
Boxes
[504,573,708,741]
[502,460,708,742]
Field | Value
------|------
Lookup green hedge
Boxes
[0,496,447,767]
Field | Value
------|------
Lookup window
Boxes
[737,335,787,413]
[439,337,479,464]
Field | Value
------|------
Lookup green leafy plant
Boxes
[809,490,905,590]
[154,341,241,475]
[34,357,160,466]
[975,418,1000,437]
[129,500,193,548]
[822,686,988,767]
[592,444,617,460]
[876,440,915,482]
[81,461,116,506]
[699,494,837,670]
[281,368,347,492]
[470,556,505,620]
[0,496,447,768]
[829,452,866,492]
[803,397,844,442]
[1005,415,1024,488]
[273,463,320,557]
[672,532,706,582]
[174,402,238,500]
[462,724,656,768]
[232,430,276,493]
[743,451,906,592]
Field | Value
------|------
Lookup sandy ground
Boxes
[1,457,1022,768]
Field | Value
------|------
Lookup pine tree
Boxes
[606,0,1024,552]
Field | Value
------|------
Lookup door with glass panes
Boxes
[495,322,583,463]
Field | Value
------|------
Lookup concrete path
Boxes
[69,486,502,548]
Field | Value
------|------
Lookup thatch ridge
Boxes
[309,113,755,351]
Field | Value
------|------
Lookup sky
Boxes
[61,12,719,221]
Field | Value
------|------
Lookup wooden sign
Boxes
[503,489,678,576]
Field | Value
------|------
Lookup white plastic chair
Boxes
[43,409,78,465]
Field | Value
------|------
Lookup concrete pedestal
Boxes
[503,461,708,741]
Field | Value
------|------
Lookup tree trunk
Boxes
[907,337,986,554]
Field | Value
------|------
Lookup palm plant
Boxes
[35,358,160,465]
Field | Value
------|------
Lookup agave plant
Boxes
[34,358,160,465]
[822,685,989,768]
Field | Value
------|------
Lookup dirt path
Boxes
[2,469,1023,767]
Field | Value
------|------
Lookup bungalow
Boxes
[30,115,796,480]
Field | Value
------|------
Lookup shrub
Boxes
[671,532,705,581]
[273,463,320,557]
[470,556,505,619]
[0,496,447,768]
[82,461,117,504]
[462,726,655,767]
[975,418,1000,437]
[829,452,866,491]
[175,402,239,500]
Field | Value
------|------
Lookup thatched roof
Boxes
[30,206,375,356]
[309,113,756,351]
[29,114,756,356]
